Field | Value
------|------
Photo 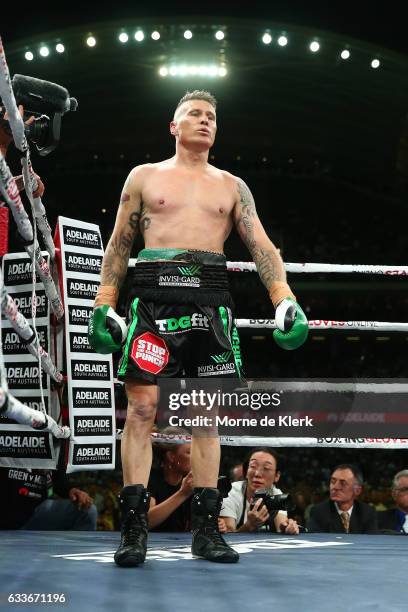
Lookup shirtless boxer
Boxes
[88,90,308,566]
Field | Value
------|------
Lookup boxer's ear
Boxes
[170,120,178,136]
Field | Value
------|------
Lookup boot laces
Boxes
[204,513,228,546]
[122,510,146,547]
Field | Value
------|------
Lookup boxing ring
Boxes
[1,531,406,612]
[0,34,407,612]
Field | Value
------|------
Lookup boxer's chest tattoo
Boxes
[139,201,151,233]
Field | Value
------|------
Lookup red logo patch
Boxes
[130,332,169,375]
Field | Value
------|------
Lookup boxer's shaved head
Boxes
[174,90,217,120]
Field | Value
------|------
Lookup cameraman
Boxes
[220,448,299,534]
[0,104,44,197]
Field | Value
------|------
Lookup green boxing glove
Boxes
[88,305,128,354]
[273,298,308,350]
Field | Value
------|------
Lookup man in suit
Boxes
[377,469,408,534]
[307,464,378,534]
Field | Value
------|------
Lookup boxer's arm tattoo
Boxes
[235,178,285,288]
[120,192,130,204]
[101,211,140,288]
[139,202,151,234]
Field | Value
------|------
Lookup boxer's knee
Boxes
[125,382,157,431]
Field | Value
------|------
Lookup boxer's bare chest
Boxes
[140,166,236,221]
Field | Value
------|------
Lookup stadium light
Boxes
[158,64,228,78]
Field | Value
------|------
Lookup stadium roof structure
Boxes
[3,17,408,190]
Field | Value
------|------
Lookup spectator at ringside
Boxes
[148,427,193,531]
[220,448,299,534]
[229,462,244,482]
[307,464,378,534]
[0,458,97,531]
[377,469,408,534]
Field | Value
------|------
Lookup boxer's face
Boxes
[170,100,217,150]
[167,443,191,475]
[392,475,408,512]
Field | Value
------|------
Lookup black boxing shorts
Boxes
[117,248,244,383]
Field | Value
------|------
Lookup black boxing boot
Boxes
[191,488,239,563]
[114,485,150,567]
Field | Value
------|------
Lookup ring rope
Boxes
[111,432,408,450]
[236,319,408,331]
[227,261,408,275]
[128,259,408,275]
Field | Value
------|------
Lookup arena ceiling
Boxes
[3,16,408,191]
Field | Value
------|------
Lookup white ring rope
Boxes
[118,318,408,332]
[236,319,408,331]
[111,432,408,450]
[227,261,408,275]
[128,259,408,275]
[249,380,408,393]
[1,393,70,438]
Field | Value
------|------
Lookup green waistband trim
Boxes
[137,248,226,265]
[137,248,186,261]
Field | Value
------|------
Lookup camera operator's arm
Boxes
[1,105,33,155]
[0,108,13,156]
[13,174,45,198]
[0,105,44,198]
[274,512,300,534]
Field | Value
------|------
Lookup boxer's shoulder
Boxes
[128,163,156,179]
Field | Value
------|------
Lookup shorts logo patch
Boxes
[130,332,169,375]
[177,265,201,276]
[155,313,209,333]
[158,265,202,288]
[211,351,232,364]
